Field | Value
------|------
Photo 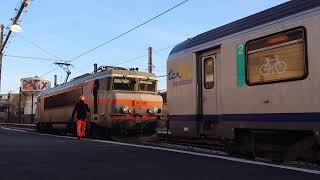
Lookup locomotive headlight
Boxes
[148,107,158,114]
[120,106,134,114]
[120,106,130,113]
[128,108,135,114]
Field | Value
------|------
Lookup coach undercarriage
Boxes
[164,122,320,163]
[229,129,320,163]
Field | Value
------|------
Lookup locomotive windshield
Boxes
[139,80,156,92]
[113,77,135,91]
[112,77,157,92]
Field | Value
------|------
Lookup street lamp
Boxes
[10,22,22,33]
[0,0,30,91]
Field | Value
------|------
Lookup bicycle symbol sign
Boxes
[259,55,287,75]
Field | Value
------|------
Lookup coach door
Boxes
[200,52,219,133]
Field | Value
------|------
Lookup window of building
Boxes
[44,88,82,109]
[204,57,214,89]
[246,27,307,85]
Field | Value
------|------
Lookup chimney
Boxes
[94,63,98,74]
[54,75,57,87]
[148,47,152,73]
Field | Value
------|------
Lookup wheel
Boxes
[89,122,100,138]
[36,123,43,132]
[275,61,287,73]
[104,128,111,139]
[259,64,270,76]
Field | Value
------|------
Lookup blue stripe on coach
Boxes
[169,113,320,122]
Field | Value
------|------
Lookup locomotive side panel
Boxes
[38,86,83,125]
[82,80,94,121]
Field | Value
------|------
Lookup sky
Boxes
[0,0,288,93]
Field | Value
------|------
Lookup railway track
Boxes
[146,134,320,171]
[111,133,320,172]
[149,136,225,151]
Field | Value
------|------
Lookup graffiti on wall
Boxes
[21,79,51,92]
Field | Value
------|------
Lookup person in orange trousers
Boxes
[72,95,90,139]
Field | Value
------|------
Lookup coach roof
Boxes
[169,0,320,55]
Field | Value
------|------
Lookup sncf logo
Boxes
[168,68,182,80]
[168,63,192,80]
[168,63,192,86]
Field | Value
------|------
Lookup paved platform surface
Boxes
[0,127,319,180]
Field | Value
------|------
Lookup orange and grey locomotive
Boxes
[36,66,163,136]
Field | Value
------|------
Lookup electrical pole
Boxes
[0,25,4,91]
[0,0,30,53]
[19,87,22,123]
[148,47,153,73]
[7,92,10,123]
[31,93,34,124]
[0,0,30,91]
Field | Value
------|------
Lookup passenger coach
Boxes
[167,0,320,161]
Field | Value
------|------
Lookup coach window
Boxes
[204,57,214,89]
[246,27,307,85]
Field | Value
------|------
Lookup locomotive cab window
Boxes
[246,27,307,85]
[139,79,156,92]
[204,57,214,89]
[113,77,135,91]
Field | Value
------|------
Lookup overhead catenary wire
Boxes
[8,66,60,93]
[5,40,174,92]
[70,0,190,62]
[0,0,32,54]
[4,54,59,62]
[74,43,175,75]
[114,44,175,66]
[40,67,60,77]
[158,74,167,78]
[14,33,62,60]
[2,0,35,53]
[6,0,184,92]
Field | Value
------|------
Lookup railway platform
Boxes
[0,126,319,180]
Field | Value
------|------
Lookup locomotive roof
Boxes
[40,69,157,96]
[169,0,320,55]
